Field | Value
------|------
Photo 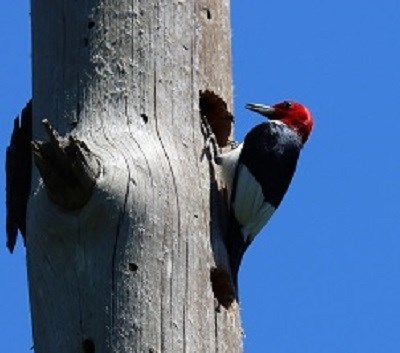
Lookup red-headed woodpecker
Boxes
[222,100,314,287]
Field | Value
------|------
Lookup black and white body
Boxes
[221,100,314,287]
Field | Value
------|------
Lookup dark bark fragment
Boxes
[210,266,236,309]
[32,119,100,210]
[6,100,32,253]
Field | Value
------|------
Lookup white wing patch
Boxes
[232,165,276,243]
[219,144,243,199]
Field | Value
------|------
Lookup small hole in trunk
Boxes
[129,263,138,272]
[82,339,95,353]
[199,90,233,147]
[140,113,149,124]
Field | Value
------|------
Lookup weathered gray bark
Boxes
[28,0,242,352]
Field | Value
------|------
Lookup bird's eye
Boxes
[282,101,292,108]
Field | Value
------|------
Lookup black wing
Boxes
[238,122,302,208]
[6,100,32,253]
[226,122,302,292]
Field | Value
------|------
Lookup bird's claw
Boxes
[228,140,240,150]
[200,114,220,163]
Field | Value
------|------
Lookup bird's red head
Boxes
[246,100,314,144]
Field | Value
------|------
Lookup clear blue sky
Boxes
[2,1,400,352]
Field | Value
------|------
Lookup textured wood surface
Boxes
[28,1,241,352]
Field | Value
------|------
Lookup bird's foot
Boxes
[200,114,220,163]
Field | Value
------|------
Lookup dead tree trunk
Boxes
[27,0,242,352]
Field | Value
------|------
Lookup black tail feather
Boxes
[225,211,250,296]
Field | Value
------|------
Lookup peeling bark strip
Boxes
[32,119,100,210]
[6,100,32,253]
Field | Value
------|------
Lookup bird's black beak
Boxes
[245,103,276,118]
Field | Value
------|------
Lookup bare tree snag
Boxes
[21,0,243,352]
